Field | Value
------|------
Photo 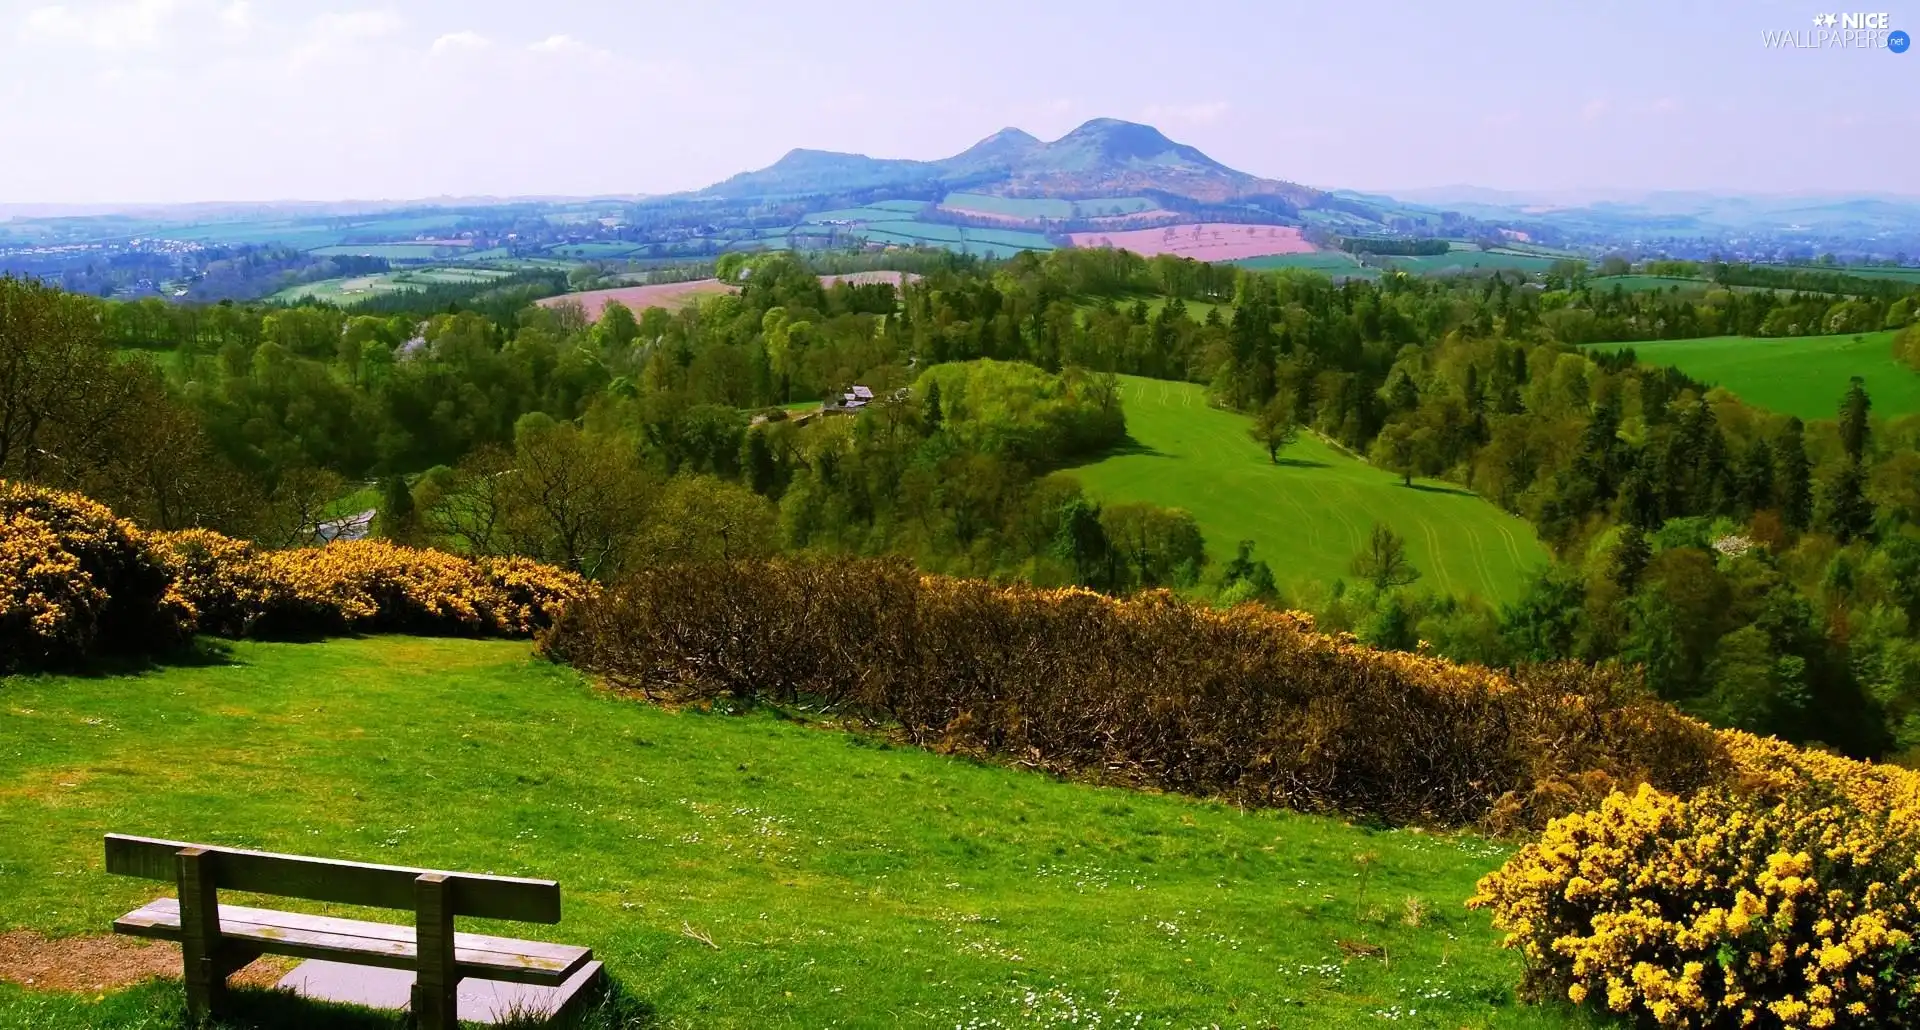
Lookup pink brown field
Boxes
[538,271,917,322]
[1069,223,1316,260]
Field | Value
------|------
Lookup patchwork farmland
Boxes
[538,271,918,321]
[1070,223,1317,261]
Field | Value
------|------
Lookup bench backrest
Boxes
[104,834,560,923]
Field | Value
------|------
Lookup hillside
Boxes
[1070,377,1548,601]
[0,636,1563,1029]
[1591,329,1920,420]
[697,117,1326,209]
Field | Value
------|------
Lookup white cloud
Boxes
[430,30,490,55]
[1581,98,1610,121]
[22,0,182,51]
[1140,101,1229,126]
[529,33,606,59]
[1651,97,1679,114]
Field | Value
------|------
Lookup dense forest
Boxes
[5,246,1920,757]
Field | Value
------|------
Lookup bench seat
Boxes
[114,898,591,987]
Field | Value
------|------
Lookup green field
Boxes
[1587,275,1713,293]
[1073,197,1158,217]
[549,242,642,258]
[1233,251,1377,277]
[801,206,919,224]
[1381,252,1560,276]
[940,192,1075,219]
[1593,329,1920,420]
[307,244,458,261]
[1832,266,1920,284]
[1071,377,1548,600]
[269,266,511,303]
[0,636,1580,1029]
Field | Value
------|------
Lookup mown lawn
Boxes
[0,637,1593,1029]
[1069,377,1548,602]
[1590,330,1919,421]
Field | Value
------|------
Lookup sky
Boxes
[1,0,1915,204]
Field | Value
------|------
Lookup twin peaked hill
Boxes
[695,118,1328,210]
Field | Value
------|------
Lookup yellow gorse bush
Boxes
[0,480,588,668]
[1471,730,1920,1028]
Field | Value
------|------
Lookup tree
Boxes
[1839,377,1872,463]
[923,378,944,431]
[378,474,417,542]
[1349,522,1420,591]
[634,476,778,564]
[1369,420,1437,487]
[1247,394,1299,463]
[1050,497,1114,590]
[501,415,653,579]
[1774,419,1814,531]
[1818,461,1875,543]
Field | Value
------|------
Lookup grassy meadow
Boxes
[1071,377,1548,601]
[0,636,1586,1029]
[1593,329,1920,420]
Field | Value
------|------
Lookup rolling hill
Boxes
[698,118,1329,212]
[1071,377,1548,601]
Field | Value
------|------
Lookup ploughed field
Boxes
[1070,223,1317,261]
[0,636,1583,1028]
[1069,377,1549,601]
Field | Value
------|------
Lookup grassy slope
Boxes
[1593,329,1920,421]
[1070,377,1548,601]
[0,637,1585,1030]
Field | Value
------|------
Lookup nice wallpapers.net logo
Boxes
[1762,11,1910,50]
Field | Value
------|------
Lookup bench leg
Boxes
[176,848,227,1022]
[412,873,458,1030]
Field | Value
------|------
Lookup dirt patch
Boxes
[0,930,296,993]
[541,272,921,322]
[820,270,918,289]
[1069,223,1317,261]
[536,279,735,321]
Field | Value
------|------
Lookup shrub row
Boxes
[542,558,1724,830]
[1,481,587,669]
[1471,733,1920,1029]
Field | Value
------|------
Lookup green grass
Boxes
[1380,252,1559,276]
[1070,377,1549,601]
[1591,330,1920,421]
[0,636,1584,1029]
[269,267,511,303]
[940,193,1075,219]
[307,244,457,261]
[1586,275,1713,293]
[1232,252,1376,278]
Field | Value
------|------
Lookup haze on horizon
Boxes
[2,0,1914,206]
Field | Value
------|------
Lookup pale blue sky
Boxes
[0,0,1913,203]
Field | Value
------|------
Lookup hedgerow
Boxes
[543,558,1724,829]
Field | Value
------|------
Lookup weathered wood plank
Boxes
[413,874,458,1030]
[175,848,224,1020]
[112,899,588,986]
[115,899,585,963]
[104,835,560,923]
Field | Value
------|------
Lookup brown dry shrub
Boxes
[546,558,1725,830]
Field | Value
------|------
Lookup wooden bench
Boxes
[105,834,599,1029]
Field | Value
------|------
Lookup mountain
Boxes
[693,118,1321,208]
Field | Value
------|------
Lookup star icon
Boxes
[1823,13,1838,26]
[1814,12,1827,25]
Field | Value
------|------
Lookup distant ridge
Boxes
[693,118,1321,207]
